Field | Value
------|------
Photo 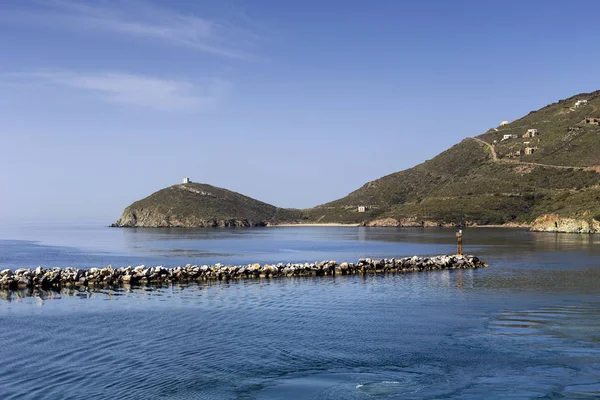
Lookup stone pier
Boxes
[0,254,488,290]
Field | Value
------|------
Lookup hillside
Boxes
[114,90,600,232]
[113,182,304,227]
[305,90,600,230]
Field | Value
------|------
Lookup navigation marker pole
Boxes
[456,230,463,256]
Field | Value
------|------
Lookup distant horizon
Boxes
[2,0,600,220]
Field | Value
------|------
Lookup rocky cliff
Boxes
[530,214,599,234]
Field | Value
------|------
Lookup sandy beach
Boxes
[269,223,361,227]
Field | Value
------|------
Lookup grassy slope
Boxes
[479,90,600,167]
[305,90,600,225]
[117,90,600,227]
[304,139,491,223]
[118,183,304,226]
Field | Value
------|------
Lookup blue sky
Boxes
[1,0,600,222]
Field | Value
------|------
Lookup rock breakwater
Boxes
[0,255,487,290]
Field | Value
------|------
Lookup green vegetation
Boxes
[480,91,600,166]
[385,195,534,225]
[115,90,600,228]
[305,90,600,226]
[528,188,600,220]
[114,183,304,227]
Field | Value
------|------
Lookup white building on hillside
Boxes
[525,147,537,155]
[182,177,191,184]
[501,134,518,141]
[575,99,588,107]
[523,128,538,138]
[500,121,509,126]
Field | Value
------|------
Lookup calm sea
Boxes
[1,224,599,399]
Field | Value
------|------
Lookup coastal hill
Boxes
[114,90,600,232]
[113,182,303,227]
[305,90,600,231]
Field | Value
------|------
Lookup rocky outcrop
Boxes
[365,218,402,227]
[114,214,265,228]
[112,182,304,227]
[530,214,600,233]
[0,255,487,289]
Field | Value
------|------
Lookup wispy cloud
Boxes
[3,0,259,59]
[21,70,231,111]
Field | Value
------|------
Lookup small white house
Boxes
[525,147,537,155]
[575,100,588,107]
[523,128,538,138]
[358,206,367,213]
[501,134,518,141]
[500,121,509,126]
[182,177,191,184]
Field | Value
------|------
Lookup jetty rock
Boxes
[0,255,488,289]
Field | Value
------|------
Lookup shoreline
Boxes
[269,223,360,227]
[109,222,596,233]
[470,224,531,229]
[272,222,531,229]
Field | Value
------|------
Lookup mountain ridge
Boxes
[113,90,600,232]
[303,90,600,231]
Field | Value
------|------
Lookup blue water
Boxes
[1,224,599,399]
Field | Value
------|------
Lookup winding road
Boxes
[468,137,594,171]
[470,136,498,161]
[468,100,599,172]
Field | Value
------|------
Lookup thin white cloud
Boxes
[24,71,231,111]
[3,0,258,59]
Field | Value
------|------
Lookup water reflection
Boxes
[357,226,367,241]
[3,225,600,270]
[0,283,201,304]
[533,230,600,250]
[121,226,600,267]
[0,270,483,307]
[120,226,272,247]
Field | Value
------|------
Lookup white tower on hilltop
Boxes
[182,177,191,184]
